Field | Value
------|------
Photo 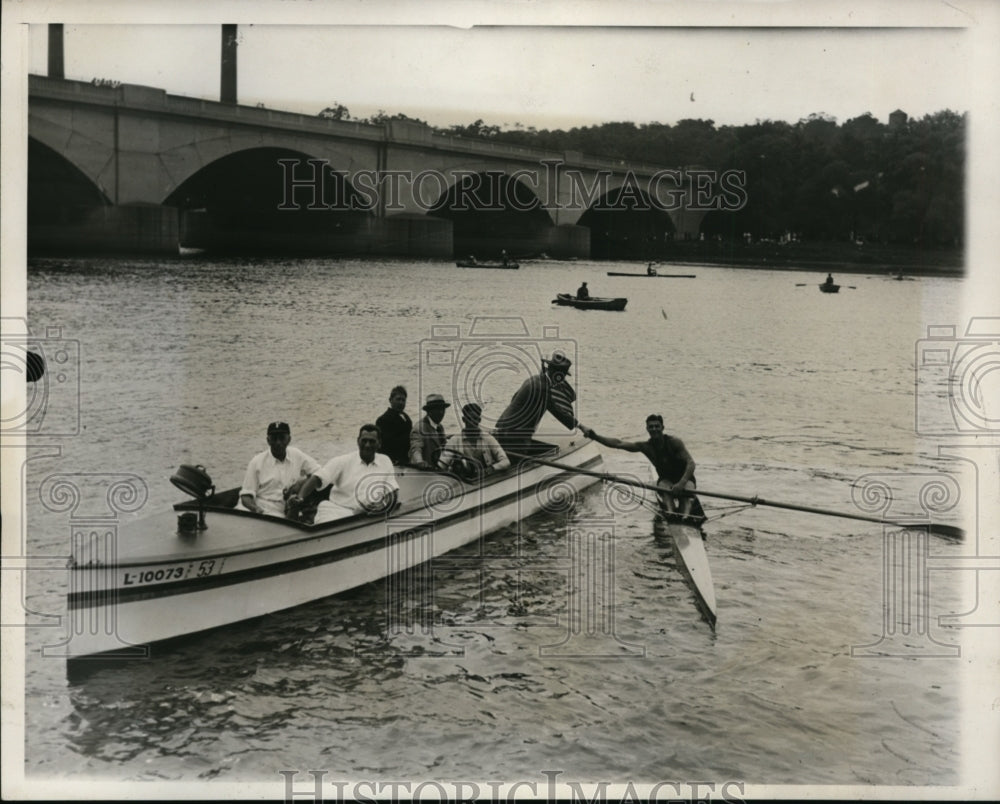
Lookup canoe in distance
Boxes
[606,272,696,278]
[552,293,628,311]
[456,260,519,269]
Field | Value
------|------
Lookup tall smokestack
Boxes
[48,24,65,78]
[221,24,238,104]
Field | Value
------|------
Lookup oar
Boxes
[512,452,963,538]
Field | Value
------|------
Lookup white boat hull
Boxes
[61,436,602,661]
[656,509,717,629]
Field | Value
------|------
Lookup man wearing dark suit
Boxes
[375,385,413,465]
[410,393,450,469]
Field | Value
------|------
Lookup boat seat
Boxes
[210,488,241,508]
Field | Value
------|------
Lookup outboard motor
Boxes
[170,464,214,533]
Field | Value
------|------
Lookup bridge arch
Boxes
[578,184,676,260]
[423,171,553,258]
[163,147,377,253]
[29,138,110,224]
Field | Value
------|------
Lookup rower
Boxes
[824,272,835,286]
[584,414,699,518]
[576,281,590,300]
[647,262,658,276]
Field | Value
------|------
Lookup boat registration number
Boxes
[122,559,223,586]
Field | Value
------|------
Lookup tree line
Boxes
[319,105,965,247]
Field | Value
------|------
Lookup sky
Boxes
[25,23,972,131]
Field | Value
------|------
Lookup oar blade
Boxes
[896,522,965,540]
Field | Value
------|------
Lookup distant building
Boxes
[889,109,908,128]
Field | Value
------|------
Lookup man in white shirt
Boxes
[240,421,320,516]
[292,424,400,522]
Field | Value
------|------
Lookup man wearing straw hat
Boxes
[410,393,451,469]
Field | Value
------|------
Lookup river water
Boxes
[18,257,975,794]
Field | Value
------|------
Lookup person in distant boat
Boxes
[576,282,590,299]
[410,393,451,469]
[239,421,320,517]
[584,414,698,517]
[438,403,511,481]
[494,351,590,457]
[824,273,835,286]
[467,254,477,265]
[500,249,509,266]
[375,384,413,465]
[292,424,399,522]
[647,262,658,276]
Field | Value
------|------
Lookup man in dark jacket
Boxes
[409,393,450,469]
[375,385,413,465]
[494,351,589,457]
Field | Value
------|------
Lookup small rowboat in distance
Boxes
[552,293,627,311]
[819,283,840,293]
[606,272,696,278]
[654,507,717,629]
[456,260,519,269]
[62,434,602,667]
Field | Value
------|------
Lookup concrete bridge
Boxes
[28,74,710,258]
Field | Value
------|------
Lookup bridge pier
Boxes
[30,204,179,256]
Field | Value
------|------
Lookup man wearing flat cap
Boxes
[494,351,590,456]
[409,393,451,469]
[240,421,320,516]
